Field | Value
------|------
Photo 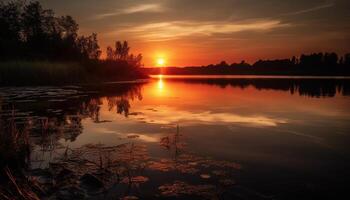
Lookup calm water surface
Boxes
[1,75,350,199]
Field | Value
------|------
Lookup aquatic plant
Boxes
[0,112,41,200]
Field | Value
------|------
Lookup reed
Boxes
[0,112,41,200]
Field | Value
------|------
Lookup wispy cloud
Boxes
[114,20,290,41]
[282,2,334,16]
[94,3,164,19]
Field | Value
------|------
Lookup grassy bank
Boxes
[0,61,88,85]
[0,61,148,86]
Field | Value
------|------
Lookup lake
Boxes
[1,75,350,199]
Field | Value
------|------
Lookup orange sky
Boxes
[39,0,350,67]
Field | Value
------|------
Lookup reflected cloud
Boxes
[90,127,159,143]
[116,20,290,41]
[133,106,287,127]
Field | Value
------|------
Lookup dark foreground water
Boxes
[1,75,350,199]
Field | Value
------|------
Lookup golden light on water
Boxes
[154,75,168,97]
[157,75,164,90]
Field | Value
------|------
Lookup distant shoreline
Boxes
[142,67,350,77]
[149,74,350,79]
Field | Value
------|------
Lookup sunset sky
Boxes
[39,0,350,66]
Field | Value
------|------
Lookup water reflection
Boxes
[154,75,169,98]
[155,76,350,97]
[1,77,350,199]
[0,83,144,168]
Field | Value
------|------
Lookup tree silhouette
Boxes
[114,41,130,60]
[324,52,338,67]
[0,1,21,41]
[127,53,143,68]
[344,54,350,66]
[76,33,101,60]
[105,40,142,67]
[0,0,101,61]
[21,1,47,44]
[0,1,22,59]
[121,41,130,60]
[106,46,115,60]
[59,15,78,39]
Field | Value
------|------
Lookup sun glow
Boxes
[156,57,166,67]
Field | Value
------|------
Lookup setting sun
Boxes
[156,57,166,67]
[1,1,350,199]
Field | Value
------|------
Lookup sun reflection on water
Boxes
[155,75,167,96]
[158,75,164,90]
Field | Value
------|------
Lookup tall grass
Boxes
[0,61,148,86]
[0,113,40,200]
[0,61,90,85]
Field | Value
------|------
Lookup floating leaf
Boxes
[219,179,236,186]
[121,176,149,184]
[200,174,211,179]
[212,170,226,176]
[158,181,216,199]
[120,196,139,200]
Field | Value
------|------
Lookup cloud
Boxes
[115,19,290,41]
[282,2,334,16]
[94,3,164,19]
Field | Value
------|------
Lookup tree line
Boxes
[146,52,350,76]
[0,0,102,61]
[0,1,146,84]
[169,78,350,97]
[0,1,143,64]
[202,52,350,74]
